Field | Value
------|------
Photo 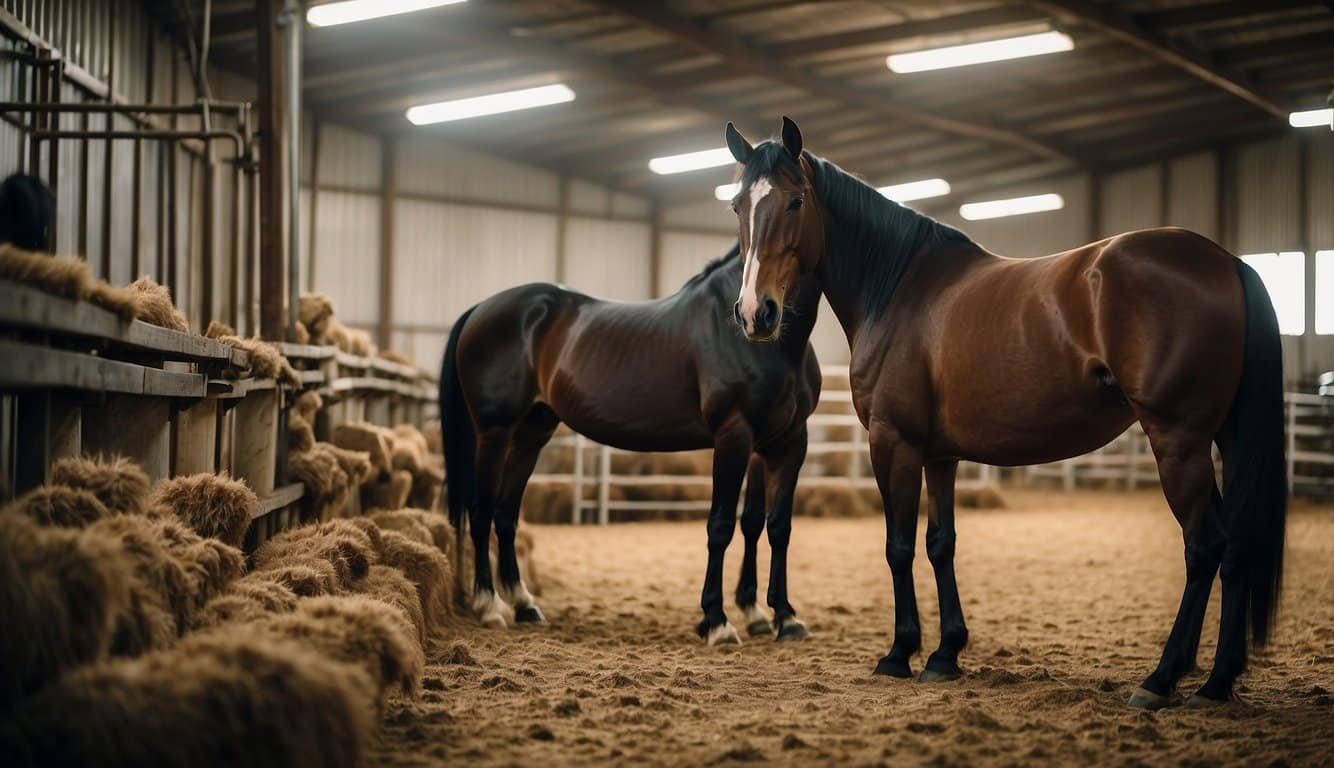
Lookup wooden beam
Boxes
[378,138,397,350]
[770,6,1050,60]
[1027,0,1290,118]
[591,1,1082,166]
[1136,0,1317,30]
[256,0,288,341]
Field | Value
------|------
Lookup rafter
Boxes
[1027,0,1290,118]
[587,0,1085,167]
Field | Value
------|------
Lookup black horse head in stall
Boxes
[0,173,55,251]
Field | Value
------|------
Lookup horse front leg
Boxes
[920,459,968,682]
[735,455,772,637]
[868,422,925,678]
[761,427,810,641]
[697,420,751,645]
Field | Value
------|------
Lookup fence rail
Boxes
[537,366,1334,524]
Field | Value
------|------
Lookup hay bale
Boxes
[87,515,244,653]
[327,319,352,352]
[127,277,188,331]
[794,483,874,518]
[298,293,335,344]
[2,633,376,768]
[213,335,300,388]
[406,466,441,510]
[332,423,393,478]
[3,485,110,528]
[957,483,1007,509]
[287,443,352,521]
[51,454,151,517]
[293,320,310,344]
[239,596,423,701]
[289,410,316,454]
[246,560,341,598]
[362,469,412,511]
[376,529,454,629]
[293,389,324,423]
[328,444,374,486]
[354,564,426,644]
[368,508,434,547]
[190,578,299,630]
[0,244,89,300]
[0,514,131,713]
[346,328,376,357]
[379,349,415,367]
[85,281,139,319]
[151,473,256,548]
[203,319,234,339]
[421,422,442,455]
[253,520,377,588]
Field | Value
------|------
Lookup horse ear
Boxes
[781,116,803,160]
[725,122,753,164]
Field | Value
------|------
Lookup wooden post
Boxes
[307,119,322,291]
[257,0,288,341]
[230,389,279,498]
[173,399,219,475]
[378,138,397,349]
[83,396,172,482]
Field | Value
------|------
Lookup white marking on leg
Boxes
[741,604,770,627]
[500,581,535,610]
[472,588,509,629]
[706,621,742,646]
[738,176,772,332]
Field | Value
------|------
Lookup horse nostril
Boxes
[733,301,743,325]
[762,298,779,329]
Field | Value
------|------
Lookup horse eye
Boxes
[730,201,739,214]
[788,197,803,211]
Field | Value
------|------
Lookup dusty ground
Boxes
[376,490,1334,767]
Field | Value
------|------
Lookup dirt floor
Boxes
[376,490,1334,767]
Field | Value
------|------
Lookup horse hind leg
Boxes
[495,406,558,624]
[920,459,968,683]
[470,427,514,629]
[1128,423,1224,710]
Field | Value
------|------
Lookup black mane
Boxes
[738,140,971,321]
[680,241,741,292]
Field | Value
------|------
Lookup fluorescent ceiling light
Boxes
[650,147,735,175]
[888,31,1073,73]
[307,0,465,27]
[406,84,574,125]
[715,182,741,201]
[960,193,1064,221]
[878,177,951,202]
[1289,108,1333,129]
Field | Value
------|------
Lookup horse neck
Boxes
[776,274,822,356]
[813,214,989,353]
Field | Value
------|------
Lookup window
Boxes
[1318,250,1334,335]
[1240,252,1305,336]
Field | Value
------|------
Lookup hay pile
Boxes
[333,421,442,512]
[299,291,377,357]
[283,392,373,522]
[0,247,189,331]
[2,451,467,764]
[203,320,301,387]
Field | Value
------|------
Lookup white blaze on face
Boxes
[738,176,773,333]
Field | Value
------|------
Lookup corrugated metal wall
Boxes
[1236,136,1303,254]
[1101,165,1162,236]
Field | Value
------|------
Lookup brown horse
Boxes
[440,244,822,643]
[723,117,1286,709]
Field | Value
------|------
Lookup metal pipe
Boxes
[29,129,245,157]
[280,0,302,341]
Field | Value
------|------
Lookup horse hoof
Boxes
[480,613,507,630]
[706,622,742,646]
[746,619,773,638]
[1185,693,1228,709]
[514,605,546,624]
[918,664,962,684]
[873,655,913,678]
[1127,687,1172,710]
[776,619,810,642]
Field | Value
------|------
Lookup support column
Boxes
[256,0,288,341]
[378,137,397,350]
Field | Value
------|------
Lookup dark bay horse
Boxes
[441,244,822,644]
[724,117,1286,709]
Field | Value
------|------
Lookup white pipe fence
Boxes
[532,368,1334,525]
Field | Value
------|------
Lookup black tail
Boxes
[1220,260,1287,648]
[441,305,478,564]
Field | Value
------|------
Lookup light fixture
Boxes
[649,147,735,175]
[1289,108,1333,129]
[307,0,465,27]
[405,84,574,125]
[715,182,741,201]
[878,178,951,202]
[959,193,1064,221]
[888,31,1073,73]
